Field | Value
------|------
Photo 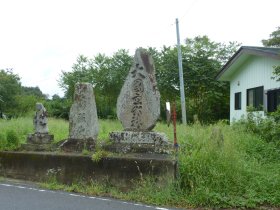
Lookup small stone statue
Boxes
[34,103,48,134]
[23,102,54,151]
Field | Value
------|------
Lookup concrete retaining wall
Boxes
[0,151,176,187]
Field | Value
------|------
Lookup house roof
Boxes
[216,46,280,81]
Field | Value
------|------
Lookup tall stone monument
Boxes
[61,83,99,152]
[24,103,54,151]
[109,48,170,153]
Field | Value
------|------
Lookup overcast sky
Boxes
[0,0,279,97]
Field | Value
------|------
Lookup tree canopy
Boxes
[0,69,46,116]
[262,26,280,82]
[262,26,280,47]
[0,69,21,115]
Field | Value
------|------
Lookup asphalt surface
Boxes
[0,180,179,210]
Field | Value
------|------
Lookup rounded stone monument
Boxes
[109,49,171,154]
[117,48,160,131]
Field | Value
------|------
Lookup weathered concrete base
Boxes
[0,151,176,188]
[109,131,172,154]
[21,143,55,152]
[27,133,54,144]
[59,138,96,152]
[21,133,54,151]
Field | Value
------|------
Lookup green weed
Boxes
[91,150,109,162]
[6,130,20,149]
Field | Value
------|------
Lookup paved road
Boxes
[0,180,178,210]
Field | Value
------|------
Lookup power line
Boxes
[171,0,200,26]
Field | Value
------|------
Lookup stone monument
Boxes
[109,48,171,153]
[60,83,99,152]
[24,103,54,151]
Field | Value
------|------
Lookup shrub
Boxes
[6,130,20,149]
[233,107,280,148]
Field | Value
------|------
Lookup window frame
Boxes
[234,92,241,110]
[267,88,280,112]
[246,86,264,111]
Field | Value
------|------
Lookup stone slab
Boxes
[69,83,99,140]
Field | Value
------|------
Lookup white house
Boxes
[216,46,280,122]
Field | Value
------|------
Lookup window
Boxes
[267,88,280,112]
[247,86,264,110]
[235,92,241,110]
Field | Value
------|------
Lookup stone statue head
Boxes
[36,103,44,111]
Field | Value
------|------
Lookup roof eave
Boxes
[216,46,280,81]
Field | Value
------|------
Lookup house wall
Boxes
[230,56,280,122]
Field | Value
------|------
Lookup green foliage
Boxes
[272,65,280,82]
[182,37,238,122]
[14,95,41,116]
[179,123,280,208]
[0,117,68,146]
[59,50,132,119]
[0,118,32,150]
[262,26,280,47]
[21,86,46,98]
[0,132,7,150]
[262,26,280,81]
[47,118,68,143]
[233,108,280,149]
[45,97,71,120]
[91,150,109,162]
[98,119,122,140]
[6,130,20,149]
[82,149,90,155]
[0,69,21,115]
[0,69,47,117]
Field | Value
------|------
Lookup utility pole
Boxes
[176,18,187,125]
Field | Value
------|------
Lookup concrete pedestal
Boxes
[22,133,54,151]
[108,131,172,154]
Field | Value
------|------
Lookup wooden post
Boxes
[172,102,179,150]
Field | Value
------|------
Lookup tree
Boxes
[0,69,21,115]
[182,36,239,122]
[22,86,46,99]
[153,36,239,122]
[59,50,132,118]
[262,27,280,81]
[262,26,280,47]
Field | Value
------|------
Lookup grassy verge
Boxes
[1,118,280,208]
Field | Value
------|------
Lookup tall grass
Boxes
[178,122,280,207]
[0,117,69,145]
[0,117,33,149]
[0,117,280,208]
